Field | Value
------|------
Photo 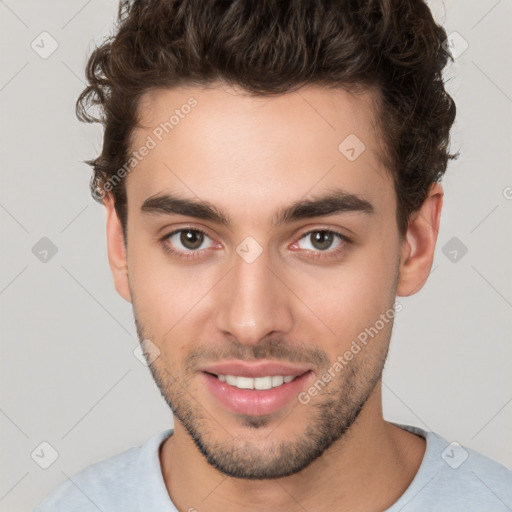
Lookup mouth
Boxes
[199,361,315,416]
[205,372,302,390]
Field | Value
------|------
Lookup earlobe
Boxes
[104,195,132,303]
[397,183,443,297]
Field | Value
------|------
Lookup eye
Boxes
[160,228,216,259]
[293,229,349,258]
[159,227,351,261]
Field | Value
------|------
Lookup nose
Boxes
[214,246,294,346]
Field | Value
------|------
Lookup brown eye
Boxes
[162,228,214,257]
[300,230,342,251]
[178,229,205,250]
[309,231,335,251]
[293,229,349,259]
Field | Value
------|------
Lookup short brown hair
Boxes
[77,0,458,240]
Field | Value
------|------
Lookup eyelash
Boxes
[159,227,351,261]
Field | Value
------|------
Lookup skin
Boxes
[104,83,442,512]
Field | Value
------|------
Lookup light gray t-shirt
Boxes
[34,423,512,511]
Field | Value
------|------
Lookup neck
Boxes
[159,383,426,512]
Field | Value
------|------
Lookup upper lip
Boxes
[198,361,313,378]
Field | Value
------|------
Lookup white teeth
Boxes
[217,374,299,390]
[272,376,284,387]
[254,376,272,390]
[225,375,237,386]
[236,376,254,389]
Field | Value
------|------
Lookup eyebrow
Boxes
[140,188,375,227]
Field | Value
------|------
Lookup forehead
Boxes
[127,83,394,224]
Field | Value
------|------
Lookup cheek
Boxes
[128,221,399,352]
[302,239,398,345]
[128,243,217,339]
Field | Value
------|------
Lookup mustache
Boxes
[184,337,329,371]
[132,313,330,371]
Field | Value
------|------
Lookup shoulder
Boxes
[34,445,140,511]
[432,436,512,509]
[34,430,172,512]
[390,424,512,512]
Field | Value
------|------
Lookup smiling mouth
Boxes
[201,369,314,416]
[204,372,306,390]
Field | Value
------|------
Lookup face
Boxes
[113,83,407,479]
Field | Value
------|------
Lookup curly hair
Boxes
[76,0,458,240]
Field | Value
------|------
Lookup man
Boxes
[35,0,511,510]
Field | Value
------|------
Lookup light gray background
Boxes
[1,1,511,510]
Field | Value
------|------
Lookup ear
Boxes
[104,194,132,303]
[397,183,443,297]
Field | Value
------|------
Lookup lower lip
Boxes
[201,371,314,416]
